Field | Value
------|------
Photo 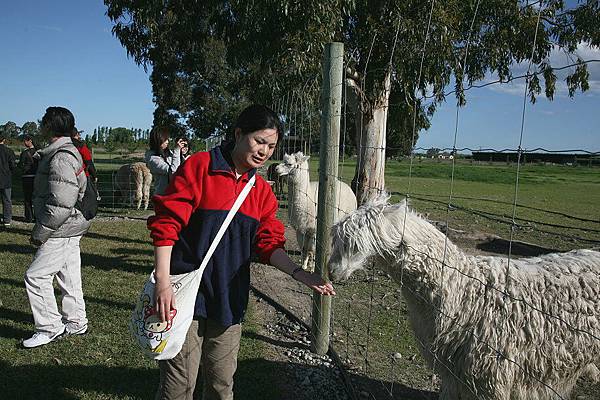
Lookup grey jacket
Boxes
[145,147,181,196]
[32,136,91,243]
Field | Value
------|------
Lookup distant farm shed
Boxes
[472,151,599,166]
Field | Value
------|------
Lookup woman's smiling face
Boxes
[232,128,278,172]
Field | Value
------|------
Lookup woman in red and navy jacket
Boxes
[148,105,335,399]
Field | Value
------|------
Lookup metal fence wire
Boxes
[256,6,600,398]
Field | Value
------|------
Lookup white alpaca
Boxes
[276,152,357,270]
[329,193,600,400]
[114,162,153,210]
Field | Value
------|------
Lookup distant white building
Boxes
[204,134,226,150]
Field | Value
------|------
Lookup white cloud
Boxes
[485,43,600,97]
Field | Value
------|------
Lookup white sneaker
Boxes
[22,329,65,348]
[64,323,88,336]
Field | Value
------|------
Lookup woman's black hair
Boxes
[149,126,171,156]
[234,105,282,142]
[174,135,188,145]
[41,106,75,137]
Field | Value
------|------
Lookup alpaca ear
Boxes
[367,191,389,207]
[386,195,408,215]
[283,153,292,163]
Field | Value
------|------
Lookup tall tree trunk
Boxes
[350,70,391,205]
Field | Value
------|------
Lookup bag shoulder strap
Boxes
[197,174,256,273]
[52,149,85,176]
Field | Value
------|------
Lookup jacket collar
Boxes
[39,136,74,157]
[210,142,256,180]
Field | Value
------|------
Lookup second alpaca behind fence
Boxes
[114,162,153,210]
[329,193,600,400]
[266,162,285,198]
[276,151,357,270]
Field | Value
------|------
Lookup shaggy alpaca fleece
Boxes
[114,162,153,210]
[275,151,357,270]
[329,193,600,400]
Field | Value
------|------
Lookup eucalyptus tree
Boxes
[21,121,39,136]
[0,121,19,138]
[105,0,599,203]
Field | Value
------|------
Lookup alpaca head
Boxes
[275,151,310,177]
[329,192,407,281]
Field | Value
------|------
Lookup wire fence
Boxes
[4,3,598,398]
[255,2,600,398]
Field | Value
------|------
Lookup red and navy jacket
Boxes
[147,143,286,326]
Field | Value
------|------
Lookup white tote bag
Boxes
[130,175,255,360]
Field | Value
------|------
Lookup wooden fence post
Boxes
[311,42,344,355]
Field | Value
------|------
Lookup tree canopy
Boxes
[105,0,598,199]
[0,121,19,138]
[105,0,598,135]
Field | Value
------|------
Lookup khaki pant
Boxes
[24,236,87,335]
[156,318,242,400]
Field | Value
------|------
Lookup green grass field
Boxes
[0,221,280,400]
[303,157,600,250]
[1,151,598,399]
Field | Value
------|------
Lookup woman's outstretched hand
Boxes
[294,269,336,296]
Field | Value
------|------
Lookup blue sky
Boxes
[0,1,598,152]
[419,50,600,152]
[0,1,154,138]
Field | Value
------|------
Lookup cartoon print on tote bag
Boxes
[130,282,181,353]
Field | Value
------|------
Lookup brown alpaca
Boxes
[114,162,153,209]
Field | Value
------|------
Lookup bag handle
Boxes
[52,149,85,176]
[197,174,256,273]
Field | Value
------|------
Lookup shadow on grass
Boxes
[1,226,30,237]
[0,306,33,325]
[0,243,36,255]
[0,322,31,340]
[476,237,558,256]
[0,358,281,400]
[112,247,153,257]
[240,324,438,400]
[0,226,149,247]
[85,231,149,245]
[0,247,148,275]
[0,277,134,313]
[81,252,149,274]
[345,371,439,400]
[0,360,157,399]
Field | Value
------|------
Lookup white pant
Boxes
[25,236,88,334]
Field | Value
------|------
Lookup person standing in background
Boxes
[0,133,16,228]
[71,128,98,183]
[18,134,38,223]
[145,127,185,196]
[176,135,191,163]
[23,106,90,348]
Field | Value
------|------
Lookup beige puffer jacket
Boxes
[32,136,91,243]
